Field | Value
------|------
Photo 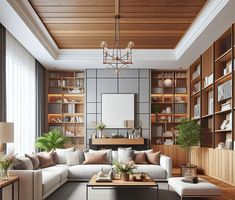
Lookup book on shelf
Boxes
[218,80,232,102]
[204,74,213,87]
[192,64,200,80]
[221,100,231,111]
[208,91,213,115]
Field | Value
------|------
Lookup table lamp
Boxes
[0,122,14,153]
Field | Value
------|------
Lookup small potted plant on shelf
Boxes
[96,123,106,138]
[176,119,201,177]
[112,160,136,181]
[35,129,68,151]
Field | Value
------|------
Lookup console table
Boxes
[89,138,148,150]
[0,176,19,200]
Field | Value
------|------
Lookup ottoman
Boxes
[168,177,221,200]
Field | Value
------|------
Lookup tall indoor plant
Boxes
[176,119,201,166]
[36,129,68,151]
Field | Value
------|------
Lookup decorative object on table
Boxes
[35,129,69,151]
[112,160,136,181]
[0,122,14,153]
[96,168,112,182]
[96,123,106,139]
[138,126,142,138]
[176,119,201,176]
[132,173,147,182]
[192,176,199,184]
[0,152,15,180]
[163,79,173,87]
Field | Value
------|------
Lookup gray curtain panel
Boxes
[35,60,46,137]
[0,23,6,122]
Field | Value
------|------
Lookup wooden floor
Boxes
[173,168,235,200]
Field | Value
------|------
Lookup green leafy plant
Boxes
[36,129,68,152]
[176,119,201,166]
[151,104,161,125]
[112,160,137,174]
[96,123,106,131]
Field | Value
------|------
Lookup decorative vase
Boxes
[120,173,129,181]
[97,130,102,138]
[1,168,10,180]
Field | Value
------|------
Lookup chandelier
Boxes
[100,12,134,73]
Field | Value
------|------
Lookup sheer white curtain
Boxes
[6,31,36,155]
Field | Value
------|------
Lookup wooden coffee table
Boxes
[86,174,159,200]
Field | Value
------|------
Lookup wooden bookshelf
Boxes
[151,70,188,146]
[189,26,234,150]
[47,71,85,150]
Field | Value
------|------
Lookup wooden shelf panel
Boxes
[92,138,144,145]
[215,48,232,63]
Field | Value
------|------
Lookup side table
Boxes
[0,176,19,200]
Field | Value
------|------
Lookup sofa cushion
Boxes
[134,165,166,179]
[134,152,148,164]
[35,151,56,168]
[13,157,33,170]
[41,165,69,182]
[25,153,40,169]
[68,165,112,180]
[65,150,83,166]
[55,147,74,164]
[118,148,133,163]
[112,151,118,162]
[83,152,108,164]
[42,171,60,195]
[146,151,161,165]
[89,149,112,164]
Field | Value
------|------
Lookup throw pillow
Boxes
[89,149,112,164]
[83,152,107,164]
[55,147,75,164]
[146,151,161,165]
[35,151,56,168]
[134,152,148,164]
[13,157,33,170]
[25,153,40,169]
[118,148,133,163]
[65,150,83,166]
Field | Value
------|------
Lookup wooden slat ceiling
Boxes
[29,0,207,49]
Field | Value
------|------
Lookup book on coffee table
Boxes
[96,171,112,182]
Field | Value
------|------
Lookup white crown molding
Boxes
[6,0,59,59]
[0,0,232,69]
[175,0,229,59]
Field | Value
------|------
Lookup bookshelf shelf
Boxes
[151,70,188,146]
[47,70,85,150]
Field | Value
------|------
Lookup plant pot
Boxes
[181,164,197,177]
[120,173,129,181]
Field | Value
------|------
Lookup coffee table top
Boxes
[88,174,157,187]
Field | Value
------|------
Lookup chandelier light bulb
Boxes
[128,41,135,48]
[100,41,107,48]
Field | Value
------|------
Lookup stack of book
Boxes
[192,64,200,80]
[96,170,112,182]
[221,101,231,111]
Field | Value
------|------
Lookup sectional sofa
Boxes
[10,149,172,200]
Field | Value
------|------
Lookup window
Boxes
[6,31,36,155]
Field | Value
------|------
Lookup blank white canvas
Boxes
[102,94,135,128]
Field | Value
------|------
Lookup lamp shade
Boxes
[0,122,14,143]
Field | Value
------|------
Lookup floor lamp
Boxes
[0,122,14,153]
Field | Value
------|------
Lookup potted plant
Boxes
[0,152,15,180]
[36,129,68,152]
[96,123,106,138]
[112,160,136,181]
[176,119,201,176]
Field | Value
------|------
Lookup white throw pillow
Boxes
[118,147,133,163]
[89,149,112,164]
[65,150,82,166]
[55,147,74,164]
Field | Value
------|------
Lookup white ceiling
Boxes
[0,0,235,70]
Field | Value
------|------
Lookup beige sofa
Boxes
[11,153,172,200]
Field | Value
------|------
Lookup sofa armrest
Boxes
[160,155,172,179]
[10,170,42,200]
